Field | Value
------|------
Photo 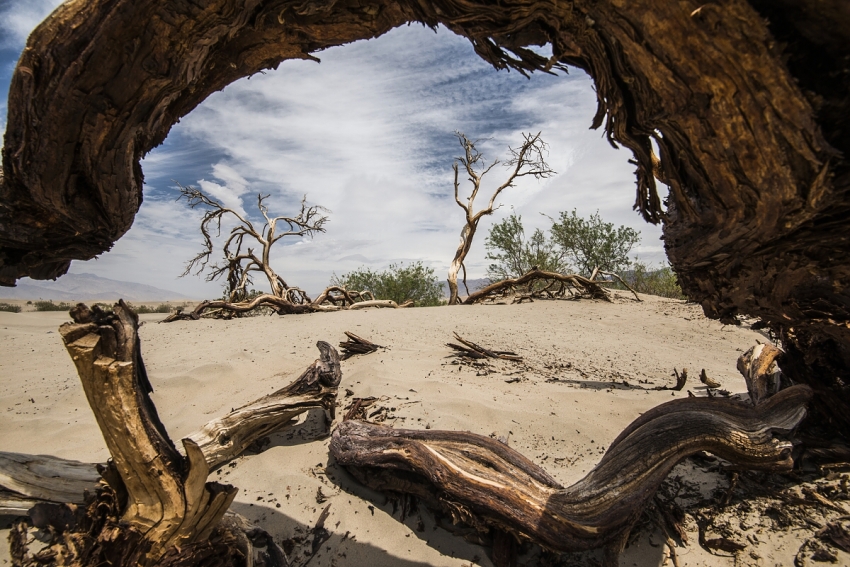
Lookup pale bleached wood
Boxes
[0,452,99,508]
[737,344,784,405]
[59,301,237,564]
[188,340,342,470]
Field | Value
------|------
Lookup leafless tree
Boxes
[447,132,555,304]
[178,182,328,302]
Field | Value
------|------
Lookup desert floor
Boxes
[2,294,848,566]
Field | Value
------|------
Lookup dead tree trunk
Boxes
[1,336,344,513]
[447,132,554,305]
[56,301,237,565]
[464,269,610,304]
[331,385,812,563]
[0,0,847,431]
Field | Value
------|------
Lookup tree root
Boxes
[331,385,811,562]
[446,332,522,361]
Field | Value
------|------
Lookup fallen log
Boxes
[331,385,811,564]
[188,340,341,470]
[464,270,610,304]
[1,337,343,509]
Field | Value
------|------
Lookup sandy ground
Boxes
[1,294,848,566]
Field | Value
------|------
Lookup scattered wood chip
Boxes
[343,397,378,421]
[818,521,850,553]
[656,368,688,391]
[339,332,383,360]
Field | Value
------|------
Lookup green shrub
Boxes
[485,213,567,281]
[332,261,443,307]
[549,209,641,277]
[131,303,172,314]
[0,302,21,313]
[33,300,72,311]
[622,260,686,299]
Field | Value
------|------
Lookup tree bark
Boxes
[1,339,343,512]
[331,385,812,557]
[57,301,237,564]
[0,0,847,424]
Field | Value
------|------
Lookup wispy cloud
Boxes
[0,11,665,295]
[0,0,65,48]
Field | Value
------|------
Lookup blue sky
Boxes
[1,0,666,298]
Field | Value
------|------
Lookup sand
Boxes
[2,294,848,566]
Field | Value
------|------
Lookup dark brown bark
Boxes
[339,331,382,360]
[0,1,847,422]
[331,385,811,557]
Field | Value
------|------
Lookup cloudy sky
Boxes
[1,0,666,298]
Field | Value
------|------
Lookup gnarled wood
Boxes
[464,270,610,304]
[339,332,382,360]
[738,344,784,405]
[0,0,847,426]
[1,340,344,510]
[189,340,341,470]
[331,385,812,559]
[59,301,237,564]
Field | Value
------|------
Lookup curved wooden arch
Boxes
[1,1,848,424]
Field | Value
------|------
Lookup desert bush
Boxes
[332,261,443,307]
[549,209,640,276]
[33,300,72,311]
[484,213,567,281]
[131,303,173,314]
[0,302,21,313]
[622,260,686,299]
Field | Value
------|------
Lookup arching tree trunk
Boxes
[1,1,848,425]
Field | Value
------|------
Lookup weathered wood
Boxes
[738,344,783,405]
[1,340,343,511]
[0,0,846,425]
[339,332,383,360]
[59,301,237,565]
[0,453,100,514]
[464,270,610,304]
[331,385,812,557]
[446,332,523,362]
[189,340,341,470]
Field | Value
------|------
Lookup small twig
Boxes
[339,332,383,360]
[447,332,522,361]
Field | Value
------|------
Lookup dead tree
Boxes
[464,269,610,304]
[331,385,812,566]
[447,132,554,304]
[0,301,343,567]
[178,183,328,302]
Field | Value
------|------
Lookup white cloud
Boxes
[2,19,667,295]
[0,0,65,48]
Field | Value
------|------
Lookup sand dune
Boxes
[1,294,846,566]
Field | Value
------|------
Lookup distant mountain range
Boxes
[440,278,490,298]
[0,273,192,302]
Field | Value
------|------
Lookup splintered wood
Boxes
[446,332,522,362]
[339,332,383,360]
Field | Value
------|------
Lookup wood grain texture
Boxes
[59,301,237,564]
[0,1,847,423]
[331,385,812,554]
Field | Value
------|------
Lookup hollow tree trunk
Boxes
[0,1,848,425]
[331,385,811,562]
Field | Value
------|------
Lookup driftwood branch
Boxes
[464,270,610,304]
[339,332,383,360]
[188,341,341,470]
[331,385,812,563]
[446,332,523,362]
[593,269,641,302]
[1,338,343,512]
